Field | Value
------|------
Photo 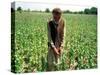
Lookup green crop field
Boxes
[11,12,97,73]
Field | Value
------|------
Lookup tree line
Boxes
[45,7,97,15]
[11,7,97,15]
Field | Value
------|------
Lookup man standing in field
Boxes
[47,8,66,71]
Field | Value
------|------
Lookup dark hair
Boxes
[52,8,62,15]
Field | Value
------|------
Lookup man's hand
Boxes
[53,47,59,55]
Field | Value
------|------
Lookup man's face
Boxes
[53,13,61,21]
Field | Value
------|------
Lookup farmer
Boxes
[47,8,66,71]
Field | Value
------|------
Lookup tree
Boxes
[84,7,97,15]
[84,8,90,14]
[27,8,30,12]
[78,11,84,14]
[45,8,50,13]
[17,7,22,13]
[63,10,72,13]
[73,11,78,14]
[90,7,97,14]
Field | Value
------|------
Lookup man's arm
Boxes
[47,21,59,54]
[47,21,55,48]
[60,19,66,51]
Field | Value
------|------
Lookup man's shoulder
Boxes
[61,18,66,22]
[48,18,53,23]
[47,18,54,25]
[59,17,65,24]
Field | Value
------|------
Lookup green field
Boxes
[11,12,97,73]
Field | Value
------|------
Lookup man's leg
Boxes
[47,47,56,71]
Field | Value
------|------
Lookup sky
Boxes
[11,0,97,12]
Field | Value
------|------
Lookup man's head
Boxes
[52,8,62,21]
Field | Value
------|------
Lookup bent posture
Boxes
[47,8,66,71]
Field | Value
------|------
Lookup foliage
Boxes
[45,8,50,13]
[84,7,97,15]
[17,7,22,13]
